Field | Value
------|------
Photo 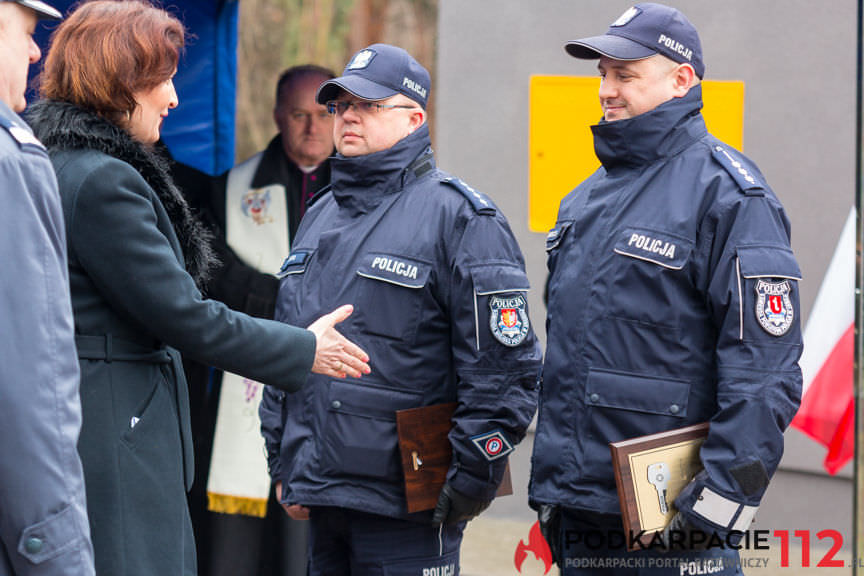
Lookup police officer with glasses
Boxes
[0,0,96,574]
[530,4,802,574]
[261,43,541,575]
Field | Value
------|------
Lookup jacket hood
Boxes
[329,123,433,214]
[592,85,707,170]
[27,99,218,289]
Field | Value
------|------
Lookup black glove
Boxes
[431,483,492,525]
[658,513,714,552]
[537,505,562,566]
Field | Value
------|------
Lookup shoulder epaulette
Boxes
[710,144,765,197]
[440,176,496,215]
[305,184,332,209]
[0,113,45,152]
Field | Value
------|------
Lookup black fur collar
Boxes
[27,100,217,289]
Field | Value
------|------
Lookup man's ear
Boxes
[408,108,426,133]
[671,63,696,97]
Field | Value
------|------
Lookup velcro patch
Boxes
[277,250,310,278]
[470,430,513,461]
[730,460,769,496]
[545,222,572,252]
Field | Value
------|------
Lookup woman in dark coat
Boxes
[27,2,369,575]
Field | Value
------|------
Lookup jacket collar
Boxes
[26,99,217,289]
[592,85,707,170]
[329,123,434,214]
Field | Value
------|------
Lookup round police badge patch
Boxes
[489,294,529,347]
[754,279,794,336]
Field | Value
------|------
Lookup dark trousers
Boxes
[207,502,308,576]
[186,361,307,576]
[557,509,744,576]
[308,507,464,576]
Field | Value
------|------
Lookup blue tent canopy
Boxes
[30,0,238,176]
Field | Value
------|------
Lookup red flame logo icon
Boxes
[514,520,553,574]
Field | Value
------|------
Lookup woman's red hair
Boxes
[40,0,184,124]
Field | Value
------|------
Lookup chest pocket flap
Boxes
[614,227,692,270]
[586,368,690,416]
[737,246,801,280]
[357,254,431,288]
[356,254,431,343]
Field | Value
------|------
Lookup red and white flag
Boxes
[791,207,855,474]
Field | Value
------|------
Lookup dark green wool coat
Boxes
[28,100,316,576]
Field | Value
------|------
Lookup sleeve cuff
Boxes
[675,472,760,536]
[266,448,282,480]
[446,459,506,502]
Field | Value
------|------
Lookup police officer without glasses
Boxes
[0,1,96,574]
[260,43,541,575]
[530,4,802,574]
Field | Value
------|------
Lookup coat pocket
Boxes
[606,227,694,328]
[581,368,690,481]
[321,380,422,481]
[120,365,176,449]
[355,253,432,343]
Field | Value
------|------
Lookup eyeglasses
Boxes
[326,100,418,116]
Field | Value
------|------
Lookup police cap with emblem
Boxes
[316,43,430,109]
[1,0,62,19]
[565,3,704,79]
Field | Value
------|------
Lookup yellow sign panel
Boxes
[529,76,745,232]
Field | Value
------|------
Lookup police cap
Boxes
[565,3,704,79]
[316,43,430,109]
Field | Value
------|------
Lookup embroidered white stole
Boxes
[207,152,289,517]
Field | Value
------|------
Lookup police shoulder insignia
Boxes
[441,177,496,215]
[0,115,45,150]
[470,430,514,461]
[489,294,529,346]
[711,145,765,196]
[754,279,794,336]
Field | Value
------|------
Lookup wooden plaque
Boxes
[610,422,709,551]
[396,402,512,513]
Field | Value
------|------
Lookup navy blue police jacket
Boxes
[260,124,541,520]
[529,86,802,536]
